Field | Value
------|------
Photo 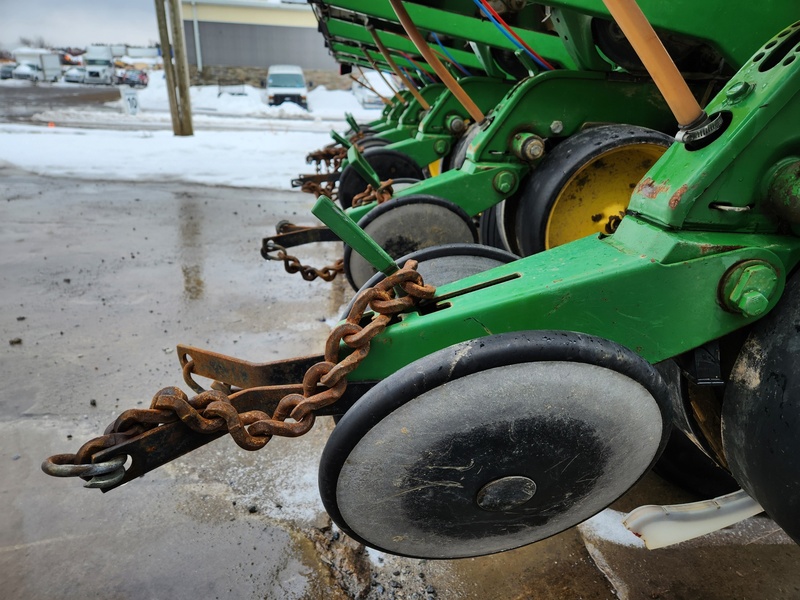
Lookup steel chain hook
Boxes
[42,260,435,488]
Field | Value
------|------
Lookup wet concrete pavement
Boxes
[2,164,800,599]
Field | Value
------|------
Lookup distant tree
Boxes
[18,35,49,49]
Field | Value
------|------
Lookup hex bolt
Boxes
[446,115,466,135]
[433,139,449,155]
[492,170,517,195]
[512,133,545,162]
[725,81,752,104]
[724,263,779,317]
[550,120,564,134]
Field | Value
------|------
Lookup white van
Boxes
[266,64,308,109]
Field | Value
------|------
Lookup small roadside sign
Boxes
[121,88,139,116]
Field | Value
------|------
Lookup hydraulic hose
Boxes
[601,0,704,127]
[389,0,484,122]
[368,26,431,109]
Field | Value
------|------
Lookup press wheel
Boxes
[337,148,425,209]
[343,195,478,291]
[515,125,671,256]
[723,271,799,542]
[320,331,670,558]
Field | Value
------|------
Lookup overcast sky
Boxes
[0,0,160,50]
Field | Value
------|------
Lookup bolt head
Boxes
[725,262,779,317]
[523,138,545,160]
[550,120,564,134]
[433,139,448,155]
[738,290,770,317]
[726,81,752,104]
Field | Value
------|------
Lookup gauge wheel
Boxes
[515,125,672,256]
[337,148,425,209]
[320,330,670,558]
[342,195,478,291]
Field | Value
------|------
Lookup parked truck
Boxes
[11,49,61,82]
[83,45,114,85]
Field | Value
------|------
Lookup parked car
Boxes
[122,69,148,88]
[13,63,44,82]
[266,64,308,109]
[63,67,86,84]
[0,63,17,80]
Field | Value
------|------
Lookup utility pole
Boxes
[154,0,193,136]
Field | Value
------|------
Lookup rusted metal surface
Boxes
[300,180,338,199]
[635,176,671,199]
[262,223,341,250]
[261,223,346,281]
[290,172,341,188]
[264,246,345,281]
[351,179,395,207]
[42,260,435,491]
[178,348,325,392]
[669,184,689,209]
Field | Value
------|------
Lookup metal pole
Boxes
[191,1,203,72]
[154,0,180,135]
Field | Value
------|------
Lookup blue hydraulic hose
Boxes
[470,0,551,71]
[431,32,473,76]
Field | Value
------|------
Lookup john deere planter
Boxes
[44,0,800,561]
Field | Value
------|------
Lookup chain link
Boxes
[305,145,348,174]
[300,179,337,200]
[351,179,394,208]
[263,244,345,282]
[42,261,435,487]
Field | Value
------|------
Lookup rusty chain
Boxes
[305,145,348,173]
[351,179,395,208]
[42,261,435,488]
[267,245,345,282]
[300,179,337,199]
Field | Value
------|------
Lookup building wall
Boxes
[183,21,337,69]
[181,2,317,28]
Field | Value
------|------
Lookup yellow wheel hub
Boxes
[545,143,667,249]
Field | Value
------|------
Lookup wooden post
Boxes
[154,0,193,136]
[154,0,180,135]
[167,0,194,136]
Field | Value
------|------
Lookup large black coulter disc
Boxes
[319,331,670,559]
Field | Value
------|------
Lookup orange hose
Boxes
[360,55,407,106]
[368,26,430,109]
[601,0,703,127]
[350,73,393,106]
[388,0,484,122]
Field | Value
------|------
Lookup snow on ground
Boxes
[0,75,384,189]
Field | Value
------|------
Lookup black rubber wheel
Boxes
[652,428,739,499]
[337,148,425,209]
[343,195,478,291]
[515,125,672,257]
[341,242,517,318]
[723,270,800,543]
[445,122,482,172]
[358,136,392,150]
[320,330,670,559]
